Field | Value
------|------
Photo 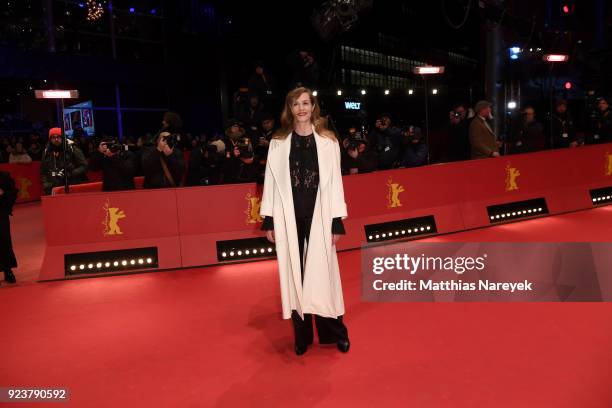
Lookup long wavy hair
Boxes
[273,87,336,140]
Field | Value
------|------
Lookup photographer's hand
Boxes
[332,234,341,245]
[99,142,114,157]
[348,148,358,159]
[233,146,240,158]
[266,230,275,243]
[158,138,173,156]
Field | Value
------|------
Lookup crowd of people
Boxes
[1,57,611,193]
[2,91,612,195]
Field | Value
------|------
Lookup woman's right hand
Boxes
[266,230,275,243]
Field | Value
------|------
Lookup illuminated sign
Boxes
[344,101,361,110]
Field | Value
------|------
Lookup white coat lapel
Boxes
[268,133,304,307]
[313,127,332,188]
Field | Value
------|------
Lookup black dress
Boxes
[261,132,348,349]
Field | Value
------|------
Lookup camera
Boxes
[162,134,180,148]
[451,111,461,118]
[107,142,127,153]
[347,131,367,151]
[237,137,252,156]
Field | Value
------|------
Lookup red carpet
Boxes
[1,206,612,407]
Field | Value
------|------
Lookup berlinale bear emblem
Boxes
[505,163,521,191]
[103,200,127,236]
[245,193,263,224]
[386,177,405,208]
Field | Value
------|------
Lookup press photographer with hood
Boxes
[40,127,88,195]
[88,136,137,191]
[142,118,185,188]
[400,125,428,167]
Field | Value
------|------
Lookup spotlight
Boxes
[590,187,612,206]
[337,90,342,96]
[361,89,366,95]
[130,260,136,265]
[408,89,414,95]
[105,262,110,267]
[113,261,119,267]
[488,198,549,224]
[365,216,437,243]
[312,90,318,96]
[507,101,517,109]
[121,260,127,266]
[79,265,85,270]
[432,88,438,95]
[70,265,77,271]
[129,7,135,13]
[384,89,390,95]
[96,263,102,269]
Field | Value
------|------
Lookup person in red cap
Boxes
[40,127,88,194]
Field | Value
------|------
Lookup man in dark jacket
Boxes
[40,127,88,195]
[88,137,137,191]
[341,127,377,174]
[222,119,259,184]
[509,106,546,154]
[141,132,184,189]
[368,114,402,169]
[591,97,612,144]
[550,100,578,149]
[0,171,18,284]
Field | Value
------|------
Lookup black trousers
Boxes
[291,216,348,348]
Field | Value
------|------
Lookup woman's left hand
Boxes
[332,234,341,245]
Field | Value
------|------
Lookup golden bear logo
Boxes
[386,177,405,208]
[606,152,612,176]
[245,193,263,224]
[103,200,126,236]
[17,177,32,200]
[505,163,521,191]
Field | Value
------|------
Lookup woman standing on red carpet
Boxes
[260,87,350,356]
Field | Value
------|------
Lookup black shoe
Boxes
[337,339,350,353]
[295,344,308,356]
[4,270,16,284]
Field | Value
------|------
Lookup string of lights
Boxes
[86,0,104,22]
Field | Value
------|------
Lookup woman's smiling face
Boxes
[291,92,314,124]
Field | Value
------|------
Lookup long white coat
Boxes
[260,126,348,320]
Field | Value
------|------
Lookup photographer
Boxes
[145,111,183,147]
[341,127,377,175]
[186,137,225,186]
[141,131,185,189]
[222,119,259,184]
[509,106,545,154]
[447,103,471,162]
[590,97,612,145]
[400,126,428,167]
[88,136,137,191]
[550,100,578,149]
[40,127,88,195]
[368,114,402,170]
